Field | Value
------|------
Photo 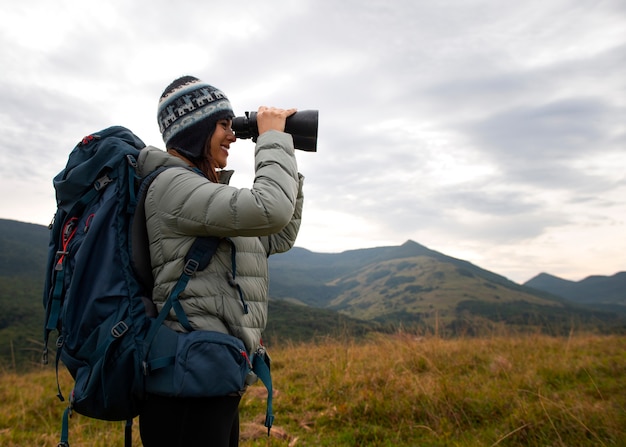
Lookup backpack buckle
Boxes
[111,321,129,338]
[94,174,112,191]
[127,154,138,168]
[183,259,200,276]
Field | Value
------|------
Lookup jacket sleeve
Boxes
[261,173,304,255]
[148,131,299,237]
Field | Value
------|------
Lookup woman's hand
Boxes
[256,106,297,135]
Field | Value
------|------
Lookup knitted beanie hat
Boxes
[157,76,234,161]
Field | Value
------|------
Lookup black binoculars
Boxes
[231,110,318,152]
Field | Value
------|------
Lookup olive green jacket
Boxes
[138,131,303,352]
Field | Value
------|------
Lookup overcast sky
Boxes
[1,0,624,284]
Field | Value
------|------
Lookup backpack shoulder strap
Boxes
[131,164,212,293]
[131,166,170,293]
[166,237,221,331]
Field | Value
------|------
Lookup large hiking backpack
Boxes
[43,126,274,447]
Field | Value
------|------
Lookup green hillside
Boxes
[0,220,50,369]
[269,240,560,307]
[327,256,563,320]
[269,241,626,335]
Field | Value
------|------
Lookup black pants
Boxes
[139,394,242,447]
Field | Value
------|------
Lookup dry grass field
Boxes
[1,333,625,446]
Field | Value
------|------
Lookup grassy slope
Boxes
[327,256,564,320]
[2,333,624,446]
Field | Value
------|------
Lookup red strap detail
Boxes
[241,350,253,369]
[84,213,95,232]
[56,217,78,267]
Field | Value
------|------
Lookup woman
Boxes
[137,76,304,446]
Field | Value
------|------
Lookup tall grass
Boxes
[1,333,624,446]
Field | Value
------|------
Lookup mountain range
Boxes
[524,272,626,307]
[0,218,624,368]
[267,240,625,327]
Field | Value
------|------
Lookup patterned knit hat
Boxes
[157,76,234,161]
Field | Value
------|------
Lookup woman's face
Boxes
[209,118,236,169]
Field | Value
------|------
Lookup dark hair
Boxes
[198,134,220,183]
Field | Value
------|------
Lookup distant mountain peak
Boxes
[401,240,420,247]
[525,270,625,305]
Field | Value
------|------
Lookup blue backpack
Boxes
[43,126,274,447]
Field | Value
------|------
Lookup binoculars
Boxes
[231,110,318,152]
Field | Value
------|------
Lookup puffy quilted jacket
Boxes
[138,130,303,352]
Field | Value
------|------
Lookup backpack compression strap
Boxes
[168,236,221,331]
